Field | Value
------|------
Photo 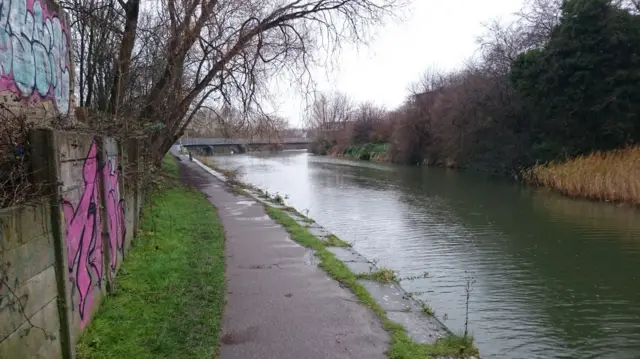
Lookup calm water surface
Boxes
[212,151,640,359]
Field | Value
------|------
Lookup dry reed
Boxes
[523,147,640,204]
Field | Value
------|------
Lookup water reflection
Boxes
[212,152,640,359]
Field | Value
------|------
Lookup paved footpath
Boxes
[178,157,389,359]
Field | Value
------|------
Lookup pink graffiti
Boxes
[103,156,126,272]
[61,142,102,327]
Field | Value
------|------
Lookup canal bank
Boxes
[202,151,640,359]
[177,153,479,358]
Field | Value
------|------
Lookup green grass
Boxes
[76,156,226,359]
[265,206,478,358]
[325,234,351,247]
[162,154,179,176]
[345,142,389,161]
[356,267,399,283]
[421,302,435,316]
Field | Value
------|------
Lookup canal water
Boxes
[211,151,640,359]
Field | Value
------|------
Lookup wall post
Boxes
[127,138,141,238]
[94,136,114,293]
[29,129,75,359]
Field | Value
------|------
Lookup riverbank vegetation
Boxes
[265,205,478,358]
[326,233,352,247]
[356,268,399,283]
[524,147,640,204]
[308,0,640,189]
[76,156,225,359]
[344,143,390,161]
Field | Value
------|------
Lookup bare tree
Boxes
[410,66,449,96]
[306,92,354,133]
[351,101,385,144]
[64,0,121,109]
[515,0,561,47]
[476,0,561,77]
[138,0,400,163]
[250,114,289,142]
[185,103,290,142]
[63,0,144,114]
[477,21,530,76]
[65,0,400,163]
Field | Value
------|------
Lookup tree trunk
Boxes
[108,0,140,114]
[86,26,95,107]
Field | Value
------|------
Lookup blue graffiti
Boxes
[0,0,70,114]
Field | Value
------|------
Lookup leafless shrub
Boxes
[0,106,48,208]
[351,102,386,144]
[306,92,354,134]
[306,92,356,153]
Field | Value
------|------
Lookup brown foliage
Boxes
[0,107,46,208]
[306,94,391,155]
[524,147,640,204]
[351,102,386,144]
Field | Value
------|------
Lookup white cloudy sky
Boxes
[271,0,525,126]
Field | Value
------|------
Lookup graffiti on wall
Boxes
[61,143,101,327]
[0,0,70,114]
[61,141,126,327]
[103,156,126,273]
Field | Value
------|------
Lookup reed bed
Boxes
[523,147,640,204]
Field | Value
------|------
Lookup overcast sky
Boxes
[274,0,525,127]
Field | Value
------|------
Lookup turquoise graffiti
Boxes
[0,0,70,114]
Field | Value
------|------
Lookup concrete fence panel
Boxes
[0,129,144,358]
[0,202,62,359]
[56,133,106,341]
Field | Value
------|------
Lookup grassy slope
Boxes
[77,156,226,359]
[266,206,478,359]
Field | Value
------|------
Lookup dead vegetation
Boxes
[0,106,46,208]
[524,147,640,204]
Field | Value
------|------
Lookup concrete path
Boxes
[178,158,389,359]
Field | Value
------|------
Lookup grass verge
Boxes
[325,233,351,247]
[265,205,478,358]
[76,155,226,359]
[356,267,399,283]
[523,146,640,204]
[162,154,179,176]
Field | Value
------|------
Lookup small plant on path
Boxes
[325,234,351,247]
[356,267,399,283]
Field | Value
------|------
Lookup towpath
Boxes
[177,157,389,359]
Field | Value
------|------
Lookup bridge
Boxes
[178,137,312,155]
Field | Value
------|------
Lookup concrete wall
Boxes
[122,139,141,255]
[0,202,61,359]
[0,0,74,120]
[0,129,144,358]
